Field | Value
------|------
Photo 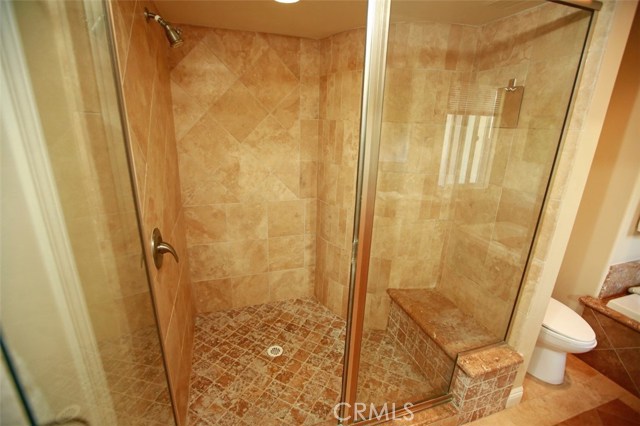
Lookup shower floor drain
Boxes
[266,345,284,358]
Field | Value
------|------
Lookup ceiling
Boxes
[155,0,546,40]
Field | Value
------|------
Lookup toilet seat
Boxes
[540,325,597,349]
[542,298,596,343]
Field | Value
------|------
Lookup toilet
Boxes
[527,298,597,385]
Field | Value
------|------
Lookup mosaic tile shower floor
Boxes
[187,298,439,425]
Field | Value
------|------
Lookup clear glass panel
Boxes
[356,0,592,417]
[1,1,174,424]
[148,1,367,424]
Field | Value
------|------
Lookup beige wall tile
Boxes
[170,81,207,141]
[184,205,227,245]
[273,88,300,129]
[305,200,317,235]
[226,202,268,241]
[365,7,592,339]
[264,33,301,78]
[187,239,271,282]
[269,269,311,301]
[170,38,236,107]
[240,49,298,113]
[363,293,391,331]
[301,75,320,119]
[268,236,305,271]
[496,189,537,230]
[301,119,320,161]
[170,27,323,313]
[167,24,210,71]
[268,200,305,237]
[203,29,268,76]
[243,116,300,196]
[304,234,316,267]
[300,161,318,199]
[232,274,270,308]
[519,55,582,130]
[209,81,269,142]
[188,243,230,282]
[176,111,240,205]
[229,240,269,277]
[193,279,233,313]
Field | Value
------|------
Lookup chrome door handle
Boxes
[151,228,179,269]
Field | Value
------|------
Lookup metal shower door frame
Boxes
[339,0,603,424]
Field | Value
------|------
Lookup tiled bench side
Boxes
[386,290,524,424]
[388,300,455,395]
[451,345,523,424]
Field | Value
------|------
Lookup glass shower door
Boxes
[349,0,594,422]
[1,1,174,424]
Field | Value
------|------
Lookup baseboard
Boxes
[506,386,523,408]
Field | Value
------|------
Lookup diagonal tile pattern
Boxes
[468,355,640,426]
[208,81,269,142]
[187,298,436,425]
[240,49,299,113]
[171,39,237,107]
[170,27,319,312]
[555,398,640,426]
[578,306,640,397]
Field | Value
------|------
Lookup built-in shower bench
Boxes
[386,288,523,424]
[387,289,497,359]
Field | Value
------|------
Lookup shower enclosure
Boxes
[348,1,595,421]
[1,0,601,424]
[2,0,175,425]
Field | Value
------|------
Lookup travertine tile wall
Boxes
[166,25,365,320]
[168,26,320,313]
[438,3,591,337]
[366,21,480,329]
[110,0,194,423]
[315,29,365,318]
[360,2,592,336]
[149,2,589,356]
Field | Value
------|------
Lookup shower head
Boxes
[144,8,183,48]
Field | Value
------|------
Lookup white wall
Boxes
[553,4,640,309]
[2,123,88,422]
[611,176,640,264]
[1,3,114,422]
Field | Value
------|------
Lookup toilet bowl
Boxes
[527,298,596,385]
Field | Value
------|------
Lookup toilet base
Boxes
[527,346,567,385]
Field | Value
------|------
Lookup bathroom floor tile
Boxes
[555,398,640,426]
[187,298,437,425]
[577,349,639,397]
[468,356,640,426]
